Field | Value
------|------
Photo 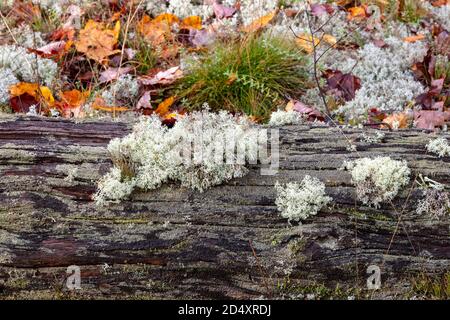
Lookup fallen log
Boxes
[0,116,448,299]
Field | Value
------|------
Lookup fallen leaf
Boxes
[181,16,202,30]
[382,112,409,129]
[310,4,334,16]
[59,89,89,107]
[242,11,277,33]
[99,67,133,83]
[153,13,180,25]
[414,110,450,130]
[136,91,152,114]
[92,96,128,112]
[347,6,367,20]
[56,89,89,118]
[324,69,361,101]
[155,96,175,116]
[138,15,174,46]
[431,0,449,7]
[10,82,55,107]
[75,20,121,63]
[190,28,215,47]
[403,34,425,43]
[30,40,73,59]
[213,2,236,19]
[140,66,183,85]
[286,100,325,122]
[296,34,336,53]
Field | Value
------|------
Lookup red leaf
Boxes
[324,69,361,101]
[310,4,334,16]
[414,110,450,130]
[287,100,325,122]
[10,93,38,113]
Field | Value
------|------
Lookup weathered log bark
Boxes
[0,116,448,299]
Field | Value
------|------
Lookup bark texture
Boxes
[0,116,448,299]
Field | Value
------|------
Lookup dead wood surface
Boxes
[0,116,449,299]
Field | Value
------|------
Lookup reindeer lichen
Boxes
[343,157,410,207]
[275,175,332,223]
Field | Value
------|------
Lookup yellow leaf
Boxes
[9,82,55,107]
[113,20,121,41]
[181,16,202,30]
[155,96,175,116]
[242,11,277,33]
[153,13,180,25]
[323,34,337,46]
[75,20,121,63]
[285,100,295,112]
[296,33,336,53]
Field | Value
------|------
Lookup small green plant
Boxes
[175,34,309,121]
[129,35,158,75]
[31,8,61,34]
[410,271,450,299]
[382,0,427,23]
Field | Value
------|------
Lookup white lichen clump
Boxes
[0,45,57,87]
[0,68,19,105]
[275,175,332,223]
[426,138,450,158]
[101,75,140,106]
[94,109,258,205]
[416,175,449,219]
[268,110,303,126]
[330,37,427,120]
[344,157,410,207]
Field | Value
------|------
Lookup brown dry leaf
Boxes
[10,82,55,107]
[382,112,409,129]
[138,15,175,46]
[242,11,277,33]
[75,20,121,63]
[155,96,175,116]
[403,34,426,43]
[181,16,202,30]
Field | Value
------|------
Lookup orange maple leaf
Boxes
[242,11,277,33]
[347,6,368,20]
[75,20,121,64]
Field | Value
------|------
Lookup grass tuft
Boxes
[174,34,309,121]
